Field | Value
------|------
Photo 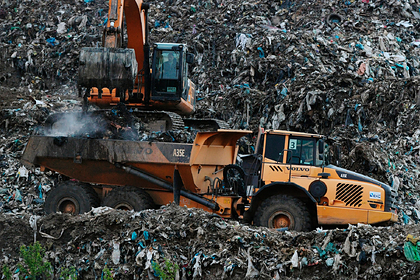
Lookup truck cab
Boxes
[240,129,398,231]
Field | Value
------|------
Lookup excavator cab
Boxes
[151,43,193,103]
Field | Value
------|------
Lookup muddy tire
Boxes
[44,181,100,214]
[102,186,155,211]
[253,194,312,231]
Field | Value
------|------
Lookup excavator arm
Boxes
[78,0,149,104]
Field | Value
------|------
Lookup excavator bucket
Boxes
[78,47,138,97]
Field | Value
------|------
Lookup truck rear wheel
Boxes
[253,194,312,231]
[102,186,155,211]
[44,181,100,214]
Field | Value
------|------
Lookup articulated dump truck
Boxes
[21,129,398,231]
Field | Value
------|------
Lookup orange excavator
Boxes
[67,0,225,131]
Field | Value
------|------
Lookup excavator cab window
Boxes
[152,49,182,98]
[156,51,179,80]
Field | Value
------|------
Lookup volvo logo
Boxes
[286,167,310,172]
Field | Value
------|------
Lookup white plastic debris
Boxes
[57,22,67,34]
[111,241,120,265]
[326,257,334,267]
[17,166,29,180]
[290,250,299,268]
[245,248,259,277]
[396,21,413,28]
[29,215,40,243]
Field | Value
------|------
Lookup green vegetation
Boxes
[2,243,118,280]
[2,265,12,280]
[17,241,52,279]
[152,258,179,280]
[102,265,114,280]
[60,266,77,279]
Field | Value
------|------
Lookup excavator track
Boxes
[127,112,230,131]
[41,108,229,137]
[183,118,230,131]
[131,110,185,131]
[41,109,184,134]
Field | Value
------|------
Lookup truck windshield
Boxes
[286,137,316,166]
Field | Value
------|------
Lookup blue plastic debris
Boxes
[132,232,137,240]
[39,184,43,198]
[358,118,363,132]
[257,47,265,58]
[280,87,288,98]
[355,43,364,50]
[313,242,340,259]
[402,210,410,224]
[46,37,58,46]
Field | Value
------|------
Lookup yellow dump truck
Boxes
[21,128,398,231]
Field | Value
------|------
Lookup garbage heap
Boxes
[1,204,420,279]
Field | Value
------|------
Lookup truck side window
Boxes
[264,134,285,162]
[286,137,315,165]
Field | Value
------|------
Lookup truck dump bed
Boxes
[21,130,250,194]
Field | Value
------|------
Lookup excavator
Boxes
[48,0,226,131]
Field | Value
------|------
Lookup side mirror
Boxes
[318,139,324,154]
[334,144,341,167]
[186,53,194,64]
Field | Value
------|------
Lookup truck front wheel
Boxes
[253,194,312,231]
[102,186,155,211]
[44,181,99,214]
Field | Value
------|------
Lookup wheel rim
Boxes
[268,211,294,229]
[57,198,79,214]
[114,203,134,211]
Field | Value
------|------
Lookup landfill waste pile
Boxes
[1,204,420,279]
[2,0,420,277]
